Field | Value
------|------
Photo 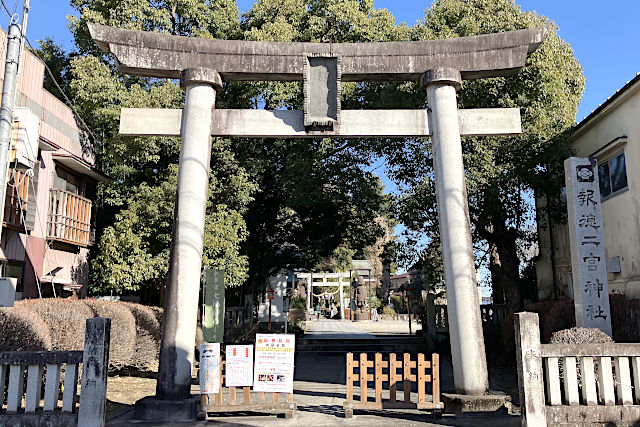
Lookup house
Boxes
[0,29,106,300]
[536,73,640,299]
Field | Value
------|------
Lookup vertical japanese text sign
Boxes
[203,268,225,342]
[564,157,612,336]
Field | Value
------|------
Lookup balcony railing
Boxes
[3,168,29,229]
[47,189,92,246]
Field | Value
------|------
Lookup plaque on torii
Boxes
[89,23,546,404]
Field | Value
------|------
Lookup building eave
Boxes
[573,73,640,140]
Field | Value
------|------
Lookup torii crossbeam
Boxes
[89,23,546,414]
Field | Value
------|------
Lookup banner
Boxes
[253,334,295,393]
[199,343,221,394]
[203,268,225,342]
[225,345,254,387]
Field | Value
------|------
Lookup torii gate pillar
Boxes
[156,68,221,400]
[422,68,488,394]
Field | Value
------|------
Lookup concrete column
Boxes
[157,68,222,400]
[308,273,312,310]
[339,277,345,320]
[421,68,488,395]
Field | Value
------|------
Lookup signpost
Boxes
[199,343,221,394]
[225,345,254,387]
[203,269,225,343]
[253,334,296,393]
[565,157,612,336]
[283,296,290,334]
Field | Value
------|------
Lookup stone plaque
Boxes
[564,157,612,336]
[303,53,341,131]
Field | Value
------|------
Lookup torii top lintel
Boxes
[88,23,547,82]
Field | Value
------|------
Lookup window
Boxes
[598,152,628,199]
[1,261,24,292]
[53,167,80,195]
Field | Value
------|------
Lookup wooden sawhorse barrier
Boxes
[199,361,296,420]
[343,352,442,418]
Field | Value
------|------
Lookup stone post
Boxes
[514,312,547,427]
[564,157,612,335]
[78,317,111,427]
[421,68,489,395]
[157,68,222,400]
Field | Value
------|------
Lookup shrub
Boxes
[290,295,306,310]
[16,299,93,351]
[288,308,306,327]
[82,299,137,370]
[550,327,613,345]
[391,295,406,314]
[0,307,51,351]
[382,306,396,316]
[122,302,162,371]
[610,293,640,342]
[525,299,575,343]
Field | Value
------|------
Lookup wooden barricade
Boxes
[343,352,442,418]
[199,361,296,420]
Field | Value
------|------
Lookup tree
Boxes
[64,0,399,298]
[391,0,584,313]
[66,0,253,296]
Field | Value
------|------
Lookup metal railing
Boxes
[47,188,92,246]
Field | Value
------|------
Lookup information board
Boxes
[199,343,221,394]
[225,344,254,387]
[253,334,295,393]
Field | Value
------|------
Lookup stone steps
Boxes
[297,335,427,354]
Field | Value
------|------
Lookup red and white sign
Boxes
[253,334,295,393]
[225,345,254,387]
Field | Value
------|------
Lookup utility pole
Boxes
[0,0,29,234]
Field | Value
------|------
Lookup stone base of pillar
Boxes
[442,392,511,416]
[134,395,200,421]
[353,312,368,321]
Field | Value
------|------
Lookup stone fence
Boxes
[0,317,111,427]
[515,312,640,426]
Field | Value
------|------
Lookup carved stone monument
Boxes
[565,157,612,336]
[89,23,546,413]
[354,277,369,321]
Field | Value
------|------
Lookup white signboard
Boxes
[565,157,612,336]
[199,343,221,394]
[253,334,295,393]
[225,345,254,387]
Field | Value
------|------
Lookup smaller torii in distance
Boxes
[89,23,546,411]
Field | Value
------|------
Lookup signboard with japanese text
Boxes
[203,268,225,343]
[199,343,221,394]
[225,345,254,387]
[564,157,612,335]
[253,334,295,393]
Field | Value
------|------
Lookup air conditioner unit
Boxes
[11,107,41,168]
[0,277,18,307]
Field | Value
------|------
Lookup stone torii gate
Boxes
[89,23,546,411]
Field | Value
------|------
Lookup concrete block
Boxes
[134,395,200,421]
[442,392,511,416]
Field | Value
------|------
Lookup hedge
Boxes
[123,302,162,371]
[0,299,163,373]
[83,299,137,370]
[0,307,51,351]
[16,299,94,351]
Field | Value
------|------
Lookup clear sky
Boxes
[18,0,640,123]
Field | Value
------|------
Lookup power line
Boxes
[0,0,98,143]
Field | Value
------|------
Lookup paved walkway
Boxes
[306,319,373,339]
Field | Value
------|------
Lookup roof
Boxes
[574,72,640,135]
[391,273,410,280]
